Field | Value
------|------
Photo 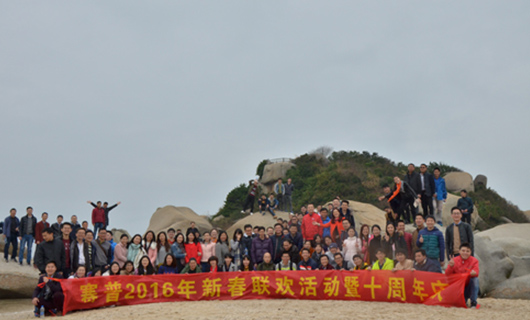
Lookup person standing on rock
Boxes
[433,167,447,225]
[19,206,37,266]
[445,207,474,259]
[403,163,421,217]
[88,201,121,230]
[457,190,474,224]
[419,164,436,217]
[242,180,259,215]
[284,178,295,213]
[87,201,105,235]
[273,178,285,211]
[3,208,20,263]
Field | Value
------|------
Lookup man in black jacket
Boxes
[403,164,421,217]
[445,207,474,258]
[19,206,37,266]
[34,228,66,275]
[70,228,95,274]
[419,164,436,217]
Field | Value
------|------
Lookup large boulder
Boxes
[0,258,40,299]
[474,234,514,295]
[227,211,292,236]
[477,223,530,241]
[489,274,530,299]
[444,172,474,193]
[324,200,387,234]
[260,162,295,185]
[145,206,213,236]
[524,211,530,222]
[474,174,488,188]
[111,228,131,243]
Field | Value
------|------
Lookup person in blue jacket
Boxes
[457,190,474,224]
[416,215,445,273]
[433,167,448,226]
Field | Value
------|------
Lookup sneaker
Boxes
[250,212,253,215]
[240,210,245,214]
[12,258,18,263]
[19,262,23,266]
[470,301,477,309]
[4,258,8,263]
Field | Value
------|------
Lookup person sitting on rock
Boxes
[32,261,64,317]
[266,194,279,218]
[445,243,479,308]
[457,190,474,224]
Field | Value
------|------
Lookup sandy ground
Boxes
[1,298,528,320]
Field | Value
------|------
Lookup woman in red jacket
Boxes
[184,231,203,263]
[320,209,345,245]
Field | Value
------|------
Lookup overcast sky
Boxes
[1,1,529,236]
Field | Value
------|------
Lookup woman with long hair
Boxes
[114,234,129,268]
[184,231,203,263]
[215,231,230,261]
[359,224,371,263]
[200,231,216,272]
[142,231,157,266]
[120,261,135,275]
[156,231,171,268]
[171,233,187,269]
[381,222,407,259]
[239,255,253,271]
[319,208,345,245]
[127,234,146,269]
[136,255,156,275]
[368,225,382,264]
[158,254,179,274]
[68,265,87,279]
[230,229,244,268]
[342,227,361,265]
[103,262,121,276]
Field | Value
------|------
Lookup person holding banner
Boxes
[136,256,155,275]
[257,252,275,271]
[158,254,179,274]
[445,243,480,308]
[181,257,202,274]
[32,261,64,317]
[121,261,135,275]
[318,254,334,270]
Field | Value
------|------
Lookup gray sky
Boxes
[1,1,529,236]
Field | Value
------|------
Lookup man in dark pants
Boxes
[419,164,436,217]
[457,190,474,224]
[241,180,259,215]
[3,208,20,263]
[403,164,421,217]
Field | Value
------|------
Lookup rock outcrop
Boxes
[474,174,488,188]
[145,206,213,236]
[444,172,474,193]
[260,162,295,185]
[0,258,40,299]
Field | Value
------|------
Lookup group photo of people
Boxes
[1,164,480,317]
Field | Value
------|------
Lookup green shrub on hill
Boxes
[470,185,527,227]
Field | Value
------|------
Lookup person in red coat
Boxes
[301,204,323,241]
[35,212,50,245]
[445,243,480,308]
[87,201,105,235]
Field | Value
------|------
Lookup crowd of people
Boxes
[1,164,480,316]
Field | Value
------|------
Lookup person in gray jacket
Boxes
[93,228,111,272]
[284,178,295,213]
[445,207,474,258]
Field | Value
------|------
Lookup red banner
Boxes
[60,270,468,313]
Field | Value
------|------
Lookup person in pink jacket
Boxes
[142,231,157,266]
[445,243,480,308]
[200,232,216,272]
[114,234,129,268]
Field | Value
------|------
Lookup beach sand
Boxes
[1,297,528,320]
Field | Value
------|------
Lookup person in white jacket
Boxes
[342,227,361,265]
